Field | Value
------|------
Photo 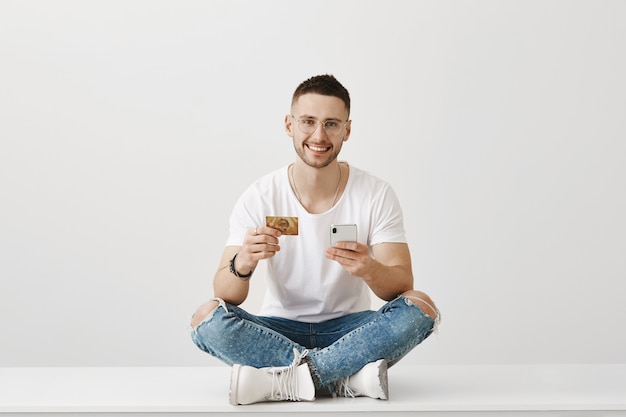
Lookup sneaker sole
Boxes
[378,359,389,400]
[229,364,242,405]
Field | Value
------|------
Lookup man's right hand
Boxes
[236,226,282,273]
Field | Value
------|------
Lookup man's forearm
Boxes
[361,260,414,301]
[213,265,251,306]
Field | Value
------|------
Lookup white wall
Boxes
[1,0,624,367]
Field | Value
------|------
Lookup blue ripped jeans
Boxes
[190,296,436,389]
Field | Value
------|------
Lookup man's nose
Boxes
[311,121,328,139]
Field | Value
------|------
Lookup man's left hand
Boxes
[325,242,373,277]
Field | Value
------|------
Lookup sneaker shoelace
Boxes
[336,376,358,398]
[268,348,309,401]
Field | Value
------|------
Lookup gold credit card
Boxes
[266,216,299,235]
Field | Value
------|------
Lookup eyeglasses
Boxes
[291,115,349,136]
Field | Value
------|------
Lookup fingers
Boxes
[251,226,282,238]
[326,247,359,262]
[241,226,281,261]
[325,242,370,275]
[330,241,359,252]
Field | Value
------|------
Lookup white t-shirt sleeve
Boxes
[225,182,265,247]
[369,183,407,246]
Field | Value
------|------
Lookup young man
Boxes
[190,74,440,405]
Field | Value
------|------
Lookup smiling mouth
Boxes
[307,144,331,152]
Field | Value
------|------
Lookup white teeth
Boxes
[308,145,329,152]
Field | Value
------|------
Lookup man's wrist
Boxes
[229,253,254,280]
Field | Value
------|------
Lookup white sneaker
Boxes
[336,359,388,400]
[229,348,315,405]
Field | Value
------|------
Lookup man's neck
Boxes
[290,161,346,214]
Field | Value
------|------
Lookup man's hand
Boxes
[236,226,282,274]
[326,241,414,301]
[213,226,282,306]
[325,241,373,277]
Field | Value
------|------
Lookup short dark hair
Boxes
[291,74,351,116]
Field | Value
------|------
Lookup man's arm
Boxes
[213,226,282,305]
[213,246,250,306]
[325,242,413,301]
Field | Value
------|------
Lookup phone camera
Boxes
[332,227,337,233]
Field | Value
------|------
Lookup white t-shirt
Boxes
[225,163,407,322]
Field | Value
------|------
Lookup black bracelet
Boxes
[229,253,253,280]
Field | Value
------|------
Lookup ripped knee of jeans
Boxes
[189,298,226,334]
[402,292,441,332]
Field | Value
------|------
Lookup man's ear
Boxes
[343,120,352,142]
[285,114,294,137]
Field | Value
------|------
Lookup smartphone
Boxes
[330,224,357,247]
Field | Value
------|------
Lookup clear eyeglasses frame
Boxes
[290,115,349,136]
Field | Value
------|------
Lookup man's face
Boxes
[285,93,351,169]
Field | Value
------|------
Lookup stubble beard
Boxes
[293,141,342,169]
